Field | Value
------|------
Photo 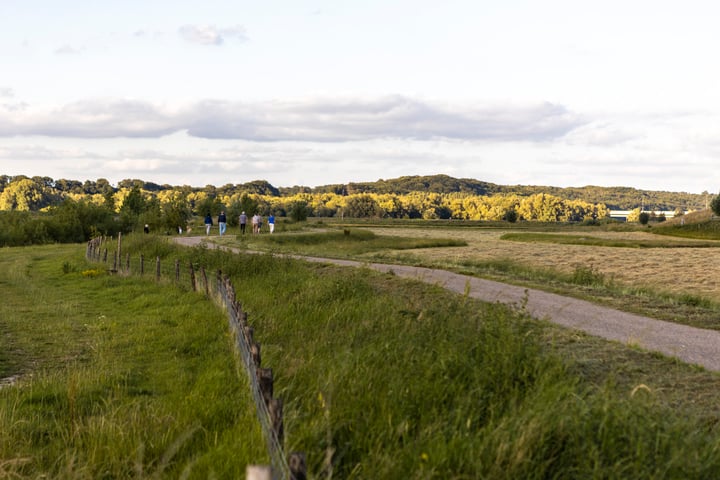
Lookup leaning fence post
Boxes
[244,326,254,345]
[289,452,307,480]
[269,397,284,445]
[257,368,273,406]
[126,253,130,273]
[102,248,108,263]
[175,259,180,283]
[155,256,161,281]
[250,342,261,367]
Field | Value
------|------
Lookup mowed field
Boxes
[362,227,720,302]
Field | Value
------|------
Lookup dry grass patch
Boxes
[360,227,720,302]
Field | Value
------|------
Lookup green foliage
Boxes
[0,245,267,477]
[232,229,467,257]
[344,194,384,218]
[195,196,223,218]
[711,193,720,216]
[119,185,145,216]
[639,211,651,224]
[0,178,60,211]
[571,264,607,286]
[238,193,259,217]
[0,200,121,247]
[503,208,518,223]
[160,198,191,232]
[289,200,309,222]
[190,248,720,478]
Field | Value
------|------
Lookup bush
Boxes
[289,201,309,222]
[504,209,519,223]
[711,194,720,217]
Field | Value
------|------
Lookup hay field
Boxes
[366,227,720,302]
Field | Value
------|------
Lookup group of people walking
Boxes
[204,211,275,236]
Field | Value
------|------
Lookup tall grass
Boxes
[0,244,267,479]
[8,238,720,478]
[112,236,720,478]
[214,228,467,257]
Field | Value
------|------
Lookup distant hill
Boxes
[305,174,500,196]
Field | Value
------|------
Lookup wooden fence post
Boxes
[155,256,161,281]
[269,397,284,445]
[257,368,273,405]
[103,248,107,263]
[289,452,307,480]
[111,251,118,273]
[140,254,144,275]
[189,262,196,291]
[244,326,254,345]
[126,253,130,273]
[117,232,122,267]
[250,342,261,367]
[200,266,209,296]
[175,259,180,282]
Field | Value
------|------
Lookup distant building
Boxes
[609,210,682,221]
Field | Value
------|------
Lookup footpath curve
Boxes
[174,236,720,372]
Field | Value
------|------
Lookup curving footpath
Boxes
[175,236,720,372]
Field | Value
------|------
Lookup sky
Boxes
[1,0,720,193]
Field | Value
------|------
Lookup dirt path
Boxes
[175,236,720,372]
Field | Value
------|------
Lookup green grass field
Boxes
[0,244,267,479]
[6,229,720,478]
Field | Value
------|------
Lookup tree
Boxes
[289,201,309,222]
[120,185,146,216]
[344,195,384,218]
[161,198,191,232]
[504,209,518,223]
[711,193,720,217]
[0,178,60,211]
[237,193,259,217]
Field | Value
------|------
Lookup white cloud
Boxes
[178,24,248,45]
[0,96,585,142]
[54,44,82,55]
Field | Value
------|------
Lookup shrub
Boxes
[571,264,606,286]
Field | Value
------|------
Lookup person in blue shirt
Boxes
[204,213,213,235]
[268,214,275,234]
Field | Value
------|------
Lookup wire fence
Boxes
[86,236,307,480]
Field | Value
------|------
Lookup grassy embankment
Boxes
[0,244,267,479]
[93,235,720,477]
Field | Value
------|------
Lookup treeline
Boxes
[308,175,710,211]
[0,173,709,247]
[0,173,710,212]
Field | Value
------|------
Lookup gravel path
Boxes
[175,236,720,372]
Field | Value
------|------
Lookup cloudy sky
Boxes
[1,0,719,192]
